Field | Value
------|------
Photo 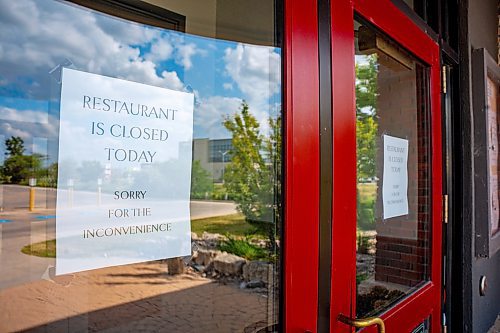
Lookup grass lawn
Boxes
[358,182,377,200]
[22,214,255,258]
[190,213,256,237]
[357,182,377,231]
[21,239,56,258]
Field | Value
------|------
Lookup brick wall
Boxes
[374,62,431,287]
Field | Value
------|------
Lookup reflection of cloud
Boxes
[194,96,242,139]
[0,122,31,139]
[0,106,48,123]
[146,38,173,62]
[224,43,281,108]
[355,55,370,66]
[0,0,187,99]
[0,117,59,142]
[223,43,281,137]
[0,116,59,162]
[0,95,58,162]
[175,43,201,70]
[0,0,283,152]
[146,34,206,71]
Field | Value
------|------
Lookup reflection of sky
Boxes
[355,55,370,66]
[0,0,281,164]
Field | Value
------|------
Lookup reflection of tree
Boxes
[0,136,57,186]
[72,161,104,190]
[1,136,41,184]
[129,160,188,199]
[190,160,213,199]
[356,55,378,181]
[356,55,378,230]
[223,102,281,250]
[5,136,25,156]
[77,161,103,182]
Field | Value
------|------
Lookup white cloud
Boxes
[0,116,58,146]
[0,122,32,140]
[146,38,174,62]
[0,0,187,98]
[145,35,205,71]
[0,107,49,124]
[193,95,281,140]
[224,43,281,108]
[223,43,282,137]
[168,34,207,71]
[175,43,198,70]
[0,0,283,150]
[194,96,243,139]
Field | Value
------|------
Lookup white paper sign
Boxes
[56,68,194,275]
[382,135,409,219]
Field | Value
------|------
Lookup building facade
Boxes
[191,138,233,182]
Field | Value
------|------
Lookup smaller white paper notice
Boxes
[382,135,409,219]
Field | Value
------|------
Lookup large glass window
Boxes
[0,1,283,331]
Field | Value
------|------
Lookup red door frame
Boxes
[282,0,441,331]
[330,0,443,332]
[283,0,320,332]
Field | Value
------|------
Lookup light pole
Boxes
[219,150,229,184]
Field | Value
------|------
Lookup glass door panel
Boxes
[354,18,432,318]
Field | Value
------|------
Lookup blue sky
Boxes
[0,0,282,163]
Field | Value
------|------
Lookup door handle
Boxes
[338,314,385,333]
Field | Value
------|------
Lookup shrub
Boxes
[218,235,268,261]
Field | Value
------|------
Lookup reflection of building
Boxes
[186,138,233,182]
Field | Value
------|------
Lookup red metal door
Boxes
[330,0,442,332]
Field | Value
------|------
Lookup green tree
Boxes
[77,161,103,181]
[355,55,378,230]
[191,160,213,199]
[223,102,281,250]
[1,136,44,184]
[355,54,378,181]
[1,154,43,184]
[38,162,58,188]
[5,136,25,157]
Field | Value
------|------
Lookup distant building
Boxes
[188,138,233,182]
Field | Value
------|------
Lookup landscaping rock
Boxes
[194,249,220,266]
[213,252,246,276]
[202,232,224,241]
[166,257,185,275]
[246,280,266,289]
[202,232,225,247]
[193,264,205,272]
[243,261,273,284]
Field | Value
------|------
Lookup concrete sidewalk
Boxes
[0,261,271,332]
